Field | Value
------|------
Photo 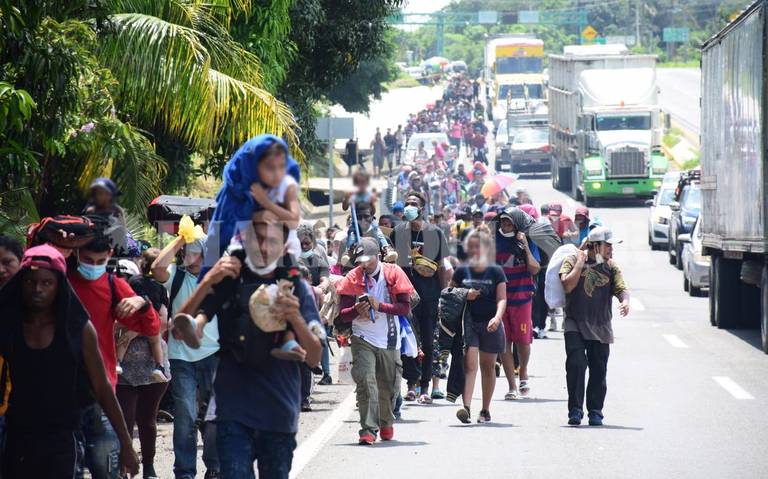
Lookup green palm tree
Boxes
[98,0,303,162]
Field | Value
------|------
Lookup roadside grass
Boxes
[658,60,699,68]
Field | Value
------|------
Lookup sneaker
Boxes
[430,388,445,400]
[418,394,433,404]
[311,366,324,375]
[172,313,201,349]
[358,432,376,445]
[549,313,559,331]
[568,409,583,426]
[301,399,312,412]
[456,406,471,424]
[477,410,491,423]
[318,374,333,385]
[116,363,124,375]
[151,364,168,382]
[538,328,548,339]
[588,411,604,426]
[380,426,394,441]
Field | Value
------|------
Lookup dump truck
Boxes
[548,45,668,205]
[700,0,768,352]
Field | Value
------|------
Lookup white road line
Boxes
[713,376,755,400]
[290,391,357,479]
[662,334,689,348]
[630,297,646,312]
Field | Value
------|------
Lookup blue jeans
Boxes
[321,339,331,376]
[76,404,119,479]
[217,421,296,479]
[170,355,219,478]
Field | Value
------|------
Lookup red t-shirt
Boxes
[68,271,160,388]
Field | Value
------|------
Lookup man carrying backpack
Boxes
[68,237,159,479]
[151,235,220,479]
[335,238,414,445]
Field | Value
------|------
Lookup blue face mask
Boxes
[404,205,420,222]
[78,262,107,281]
[300,250,314,259]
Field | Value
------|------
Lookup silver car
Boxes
[680,219,709,297]
[646,172,679,250]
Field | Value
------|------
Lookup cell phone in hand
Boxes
[358,294,370,305]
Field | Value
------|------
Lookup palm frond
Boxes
[208,69,304,165]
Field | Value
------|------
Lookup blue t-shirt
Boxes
[201,273,320,434]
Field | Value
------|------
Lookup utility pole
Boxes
[635,0,642,49]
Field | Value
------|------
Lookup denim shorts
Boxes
[464,320,506,354]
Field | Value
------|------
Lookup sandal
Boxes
[505,390,519,401]
[404,390,417,401]
[519,380,530,397]
[418,394,433,404]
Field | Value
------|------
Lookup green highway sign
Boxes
[663,27,690,43]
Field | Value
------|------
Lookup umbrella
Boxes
[481,173,519,198]
[424,56,449,66]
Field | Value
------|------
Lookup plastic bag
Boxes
[338,346,354,384]
[545,244,579,308]
[399,316,418,358]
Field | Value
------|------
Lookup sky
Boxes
[403,0,453,13]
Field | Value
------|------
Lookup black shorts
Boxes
[464,320,505,354]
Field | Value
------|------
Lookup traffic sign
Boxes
[581,25,598,42]
[478,10,498,24]
[663,27,689,43]
[605,35,636,46]
[518,10,540,24]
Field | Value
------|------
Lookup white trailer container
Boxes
[700,0,768,351]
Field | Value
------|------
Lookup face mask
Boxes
[499,229,516,238]
[593,245,605,264]
[404,205,420,221]
[246,255,280,275]
[300,250,314,259]
[78,262,107,281]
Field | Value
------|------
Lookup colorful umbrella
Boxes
[424,56,450,66]
[481,173,519,198]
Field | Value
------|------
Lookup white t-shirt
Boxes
[165,264,220,362]
[352,266,400,350]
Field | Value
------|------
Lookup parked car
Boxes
[668,182,702,270]
[645,172,679,250]
[680,218,709,297]
[495,115,550,174]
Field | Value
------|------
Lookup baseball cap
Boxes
[118,259,141,277]
[587,226,622,245]
[392,201,405,213]
[575,206,590,219]
[352,237,380,264]
[20,244,67,275]
[89,177,121,197]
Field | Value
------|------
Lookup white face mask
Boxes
[499,229,516,238]
[246,255,279,275]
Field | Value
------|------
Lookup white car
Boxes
[404,132,450,165]
[646,172,679,250]
[681,219,709,297]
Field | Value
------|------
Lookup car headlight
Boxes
[682,215,697,227]
[655,216,668,225]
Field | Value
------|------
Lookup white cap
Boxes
[587,226,622,245]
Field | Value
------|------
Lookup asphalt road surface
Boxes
[657,68,701,135]
[295,176,768,479]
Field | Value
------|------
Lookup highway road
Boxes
[657,68,701,135]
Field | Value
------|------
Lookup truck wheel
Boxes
[713,256,742,329]
[585,195,595,207]
[559,166,572,192]
[683,275,690,292]
[709,258,717,326]
[761,265,768,354]
[675,243,684,270]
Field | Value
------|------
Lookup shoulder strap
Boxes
[107,273,118,310]
[168,268,186,315]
